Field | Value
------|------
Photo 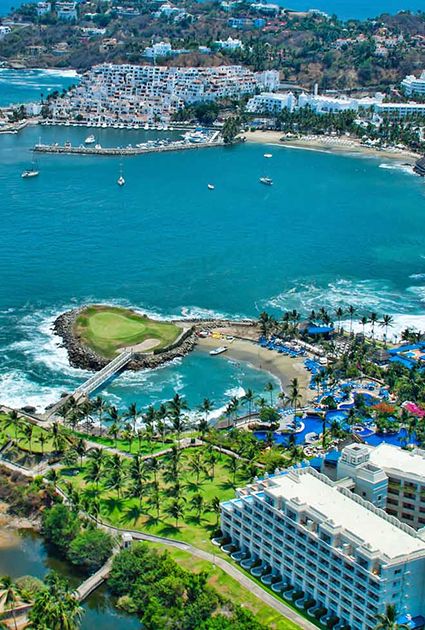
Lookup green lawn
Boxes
[148,544,301,630]
[0,414,58,455]
[58,447,249,551]
[74,305,182,358]
[73,431,171,457]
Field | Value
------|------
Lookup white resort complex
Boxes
[51,63,279,124]
[220,443,425,630]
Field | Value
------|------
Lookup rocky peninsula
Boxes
[53,305,256,372]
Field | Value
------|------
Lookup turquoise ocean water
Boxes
[0,69,79,107]
[0,0,422,20]
[0,121,425,413]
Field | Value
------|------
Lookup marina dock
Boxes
[33,133,223,157]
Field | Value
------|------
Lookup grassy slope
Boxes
[59,448,247,550]
[74,305,181,358]
[149,544,301,630]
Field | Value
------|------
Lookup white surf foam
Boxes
[349,313,425,343]
[379,163,415,175]
[264,278,415,315]
[0,370,65,412]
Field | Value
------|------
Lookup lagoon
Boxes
[0,529,140,629]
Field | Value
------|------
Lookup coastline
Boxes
[243,130,421,163]
[196,336,311,404]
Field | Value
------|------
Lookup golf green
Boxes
[74,305,182,359]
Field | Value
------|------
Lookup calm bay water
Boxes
[0,69,79,107]
[0,120,425,412]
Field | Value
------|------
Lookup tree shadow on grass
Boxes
[120,504,144,526]
[218,480,235,491]
[102,496,125,515]
[184,480,205,494]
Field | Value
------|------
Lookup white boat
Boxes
[94,144,102,149]
[21,169,39,178]
[85,134,95,144]
[117,175,125,186]
[207,183,215,190]
[144,124,149,130]
[259,176,273,186]
[264,153,272,158]
[209,346,227,356]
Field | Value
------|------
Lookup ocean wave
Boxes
[379,163,415,175]
[349,313,425,343]
[180,305,241,320]
[264,278,415,316]
[409,273,425,280]
[0,370,64,412]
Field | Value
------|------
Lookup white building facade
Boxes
[221,467,425,630]
[401,71,425,96]
[246,92,295,114]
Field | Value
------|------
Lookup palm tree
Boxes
[380,314,394,347]
[106,453,124,498]
[146,456,161,486]
[106,405,120,427]
[188,452,205,485]
[73,438,87,468]
[243,389,255,419]
[209,496,221,527]
[92,395,108,433]
[205,450,218,479]
[335,306,344,333]
[85,448,105,488]
[108,421,121,448]
[360,315,368,336]
[190,493,204,521]
[5,410,20,440]
[167,498,185,528]
[21,423,34,454]
[369,312,379,341]
[348,305,356,335]
[289,378,302,413]
[199,398,213,426]
[375,604,409,629]
[168,394,188,445]
[225,457,240,487]
[126,402,139,433]
[0,576,20,630]
[264,382,274,406]
[36,431,48,456]
[28,571,84,630]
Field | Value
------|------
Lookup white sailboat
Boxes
[85,134,96,144]
[21,152,39,178]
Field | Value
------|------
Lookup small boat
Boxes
[117,176,125,186]
[21,168,39,178]
[207,183,215,190]
[85,134,95,144]
[264,153,272,158]
[209,346,227,356]
[259,176,273,186]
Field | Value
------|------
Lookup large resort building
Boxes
[52,63,279,124]
[221,444,425,629]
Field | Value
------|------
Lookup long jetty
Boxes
[33,136,223,157]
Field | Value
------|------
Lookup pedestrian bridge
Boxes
[74,349,134,398]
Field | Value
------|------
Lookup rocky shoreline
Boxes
[53,307,256,372]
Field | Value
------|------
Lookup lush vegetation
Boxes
[74,305,182,358]
[108,543,268,630]
[42,503,114,572]
[58,444,252,550]
[0,465,55,518]
[28,571,84,630]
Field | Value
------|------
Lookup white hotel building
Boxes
[58,64,279,124]
[401,71,425,97]
[221,453,425,630]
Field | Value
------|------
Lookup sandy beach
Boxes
[244,130,420,163]
[196,335,311,404]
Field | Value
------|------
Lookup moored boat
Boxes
[21,169,39,178]
[117,175,125,186]
[209,346,227,356]
[85,134,95,144]
[207,183,215,190]
[259,176,273,186]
